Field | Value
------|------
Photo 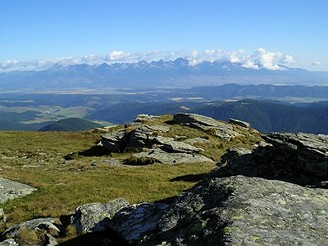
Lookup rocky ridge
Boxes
[99,113,255,165]
[0,114,327,245]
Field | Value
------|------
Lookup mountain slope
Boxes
[86,100,328,134]
[195,100,328,134]
[38,118,103,131]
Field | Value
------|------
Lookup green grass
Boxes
[0,130,215,227]
[0,115,261,231]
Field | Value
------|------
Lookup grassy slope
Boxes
[0,115,260,229]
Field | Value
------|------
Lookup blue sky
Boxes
[0,0,327,71]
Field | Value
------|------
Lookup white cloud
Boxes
[82,54,104,63]
[311,61,320,66]
[0,59,18,69]
[0,48,295,72]
[186,49,245,66]
[184,48,293,70]
[105,51,131,62]
[241,48,294,70]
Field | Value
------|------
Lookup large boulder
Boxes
[213,132,328,187]
[263,132,328,180]
[100,203,168,244]
[128,125,170,149]
[100,130,127,152]
[140,175,328,245]
[70,198,129,234]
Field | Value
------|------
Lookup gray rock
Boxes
[140,176,328,246]
[101,125,171,152]
[134,114,160,122]
[155,136,203,153]
[70,198,129,234]
[173,113,241,140]
[264,132,328,180]
[100,130,127,152]
[104,203,168,243]
[229,118,251,128]
[0,239,18,246]
[2,217,60,245]
[173,113,222,128]
[128,125,169,149]
[132,148,214,164]
[214,132,328,187]
[0,177,37,204]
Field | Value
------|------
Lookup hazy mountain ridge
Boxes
[38,118,103,132]
[86,100,328,134]
[1,59,327,91]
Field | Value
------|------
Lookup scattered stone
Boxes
[229,118,251,128]
[70,198,129,234]
[134,114,159,122]
[0,177,37,204]
[105,159,123,166]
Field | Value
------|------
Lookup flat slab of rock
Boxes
[229,118,251,128]
[132,148,214,164]
[173,113,241,140]
[0,177,37,204]
[140,175,328,245]
[155,136,203,153]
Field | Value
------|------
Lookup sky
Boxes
[0,0,327,71]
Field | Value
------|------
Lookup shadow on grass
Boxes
[169,173,205,182]
[64,146,110,160]
[79,146,110,157]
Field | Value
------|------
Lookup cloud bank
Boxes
[0,48,295,72]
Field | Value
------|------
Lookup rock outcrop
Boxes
[132,148,213,164]
[229,118,251,128]
[103,203,168,244]
[140,175,328,245]
[0,178,37,204]
[213,132,328,187]
[99,114,253,165]
[173,113,242,140]
[70,198,129,234]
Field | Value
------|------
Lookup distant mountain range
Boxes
[1,58,327,92]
